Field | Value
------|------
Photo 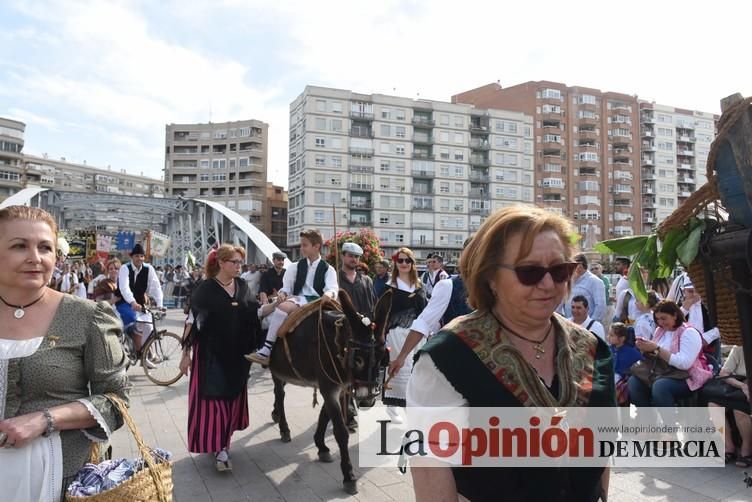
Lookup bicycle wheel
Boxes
[141,331,184,386]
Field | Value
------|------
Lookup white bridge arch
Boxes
[1,187,289,267]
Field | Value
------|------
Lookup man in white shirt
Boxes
[246,229,338,365]
[241,263,262,299]
[561,254,606,323]
[118,243,164,351]
[613,256,631,305]
[569,295,606,341]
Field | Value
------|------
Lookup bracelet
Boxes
[41,409,56,437]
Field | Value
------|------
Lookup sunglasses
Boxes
[396,258,413,264]
[224,259,244,265]
[497,262,578,286]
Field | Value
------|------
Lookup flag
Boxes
[148,231,171,257]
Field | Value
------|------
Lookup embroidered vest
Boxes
[293,258,328,296]
[128,263,149,306]
[441,275,471,326]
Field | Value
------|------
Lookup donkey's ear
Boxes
[373,289,393,339]
[337,288,361,325]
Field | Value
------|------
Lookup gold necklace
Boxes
[491,310,553,359]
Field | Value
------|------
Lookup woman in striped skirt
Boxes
[180,244,260,471]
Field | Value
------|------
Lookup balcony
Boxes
[641,129,654,138]
[469,188,489,198]
[470,139,491,150]
[578,130,598,140]
[349,200,372,209]
[469,207,491,216]
[412,151,434,160]
[350,111,374,121]
[678,149,695,157]
[643,216,655,224]
[470,156,490,167]
[349,183,373,191]
[641,186,654,195]
[349,219,372,227]
[642,199,656,209]
[641,157,655,167]
[413,135,434,145]
[578,116,598,127]
[411,169,435,178]
[642,142,656,152]
[469,123,490,134]
[348,164,374,173]
[678,176,695,184]
[679,190,692,197]
[413,202,434,212]
[349,128,373,138]
[612,186,634,194]
[642,169,656,180]
[641,114,656,124]
[349,146,374,156]
[469,172,490,183]
[613,105,632,114]
[411,239,435,247]
[412,117,435,127]
[676,122,695,130]
[678,163,693,171]
[412,222,434,230]
[677,135,696,143]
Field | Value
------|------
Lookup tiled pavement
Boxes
[110,310,752,501]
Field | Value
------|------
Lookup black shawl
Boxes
[188,278,260,399]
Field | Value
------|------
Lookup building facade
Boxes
[0,117,26,201]
[23,154,163,197]
[454,82,641,246]
[164,119,269,225]
[264,182,288,254]
[639,103,716,233]
[288,86,535,263]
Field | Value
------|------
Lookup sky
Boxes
[1,0,750,189]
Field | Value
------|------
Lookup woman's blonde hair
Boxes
[0,205,58,238]
[459,205,577,312]
[107,258,122,271]
[390,247,421,288]
[205,244,246,278]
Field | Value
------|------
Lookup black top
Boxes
[385,283,427,331]
[416,315,615,502]
[338,269,376,316]
[259,267,285,297]
[187,278,260,399]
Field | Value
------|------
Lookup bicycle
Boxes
[119,307,184,386]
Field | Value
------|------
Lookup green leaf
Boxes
[628,260,648,304]
[594,235,649,256]
[657,227,687,277]
[676,221,706,267]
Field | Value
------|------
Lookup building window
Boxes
[540,88,562,100]
[316,100,326,112]
[315,155,325,167]
[315,137,325,148]
[578,94,597,105]
[395,145,405,155]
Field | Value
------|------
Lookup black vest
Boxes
[293,258,329,296]
[441,275,471,326]
[128,263,150,306]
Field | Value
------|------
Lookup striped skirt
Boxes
[187,342,249,453]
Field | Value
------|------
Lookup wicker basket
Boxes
[66,394,173,502]
[688,259,745,346]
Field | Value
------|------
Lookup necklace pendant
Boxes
[14,308,25,319]
[533,343,545,359]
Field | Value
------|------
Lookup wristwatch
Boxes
[651,347,660,357]
[41,409,56,437]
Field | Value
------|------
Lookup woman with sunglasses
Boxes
[407,206,615,502]
[381,247,427,417]
[180,244,261,472]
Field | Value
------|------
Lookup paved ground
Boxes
[110,310,752,501]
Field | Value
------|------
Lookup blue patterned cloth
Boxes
[67,448,171,496]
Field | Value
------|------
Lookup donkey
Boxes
[268,289,389,495]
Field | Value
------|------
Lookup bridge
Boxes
[0,186,289,267]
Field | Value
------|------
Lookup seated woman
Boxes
[628,300,712,408]
[408,205,615,502]
[704,345,750,467]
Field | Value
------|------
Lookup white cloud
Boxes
[6,107,60,132]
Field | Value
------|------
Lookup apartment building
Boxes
[639,103,716,233]
[287,86,535,263]
[0,117,26,201]
[23,154,163,197]
[164,119,269,225]
[264,182,288,253]
[453,82,641,246]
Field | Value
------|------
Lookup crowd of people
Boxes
[3,201,750,501]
